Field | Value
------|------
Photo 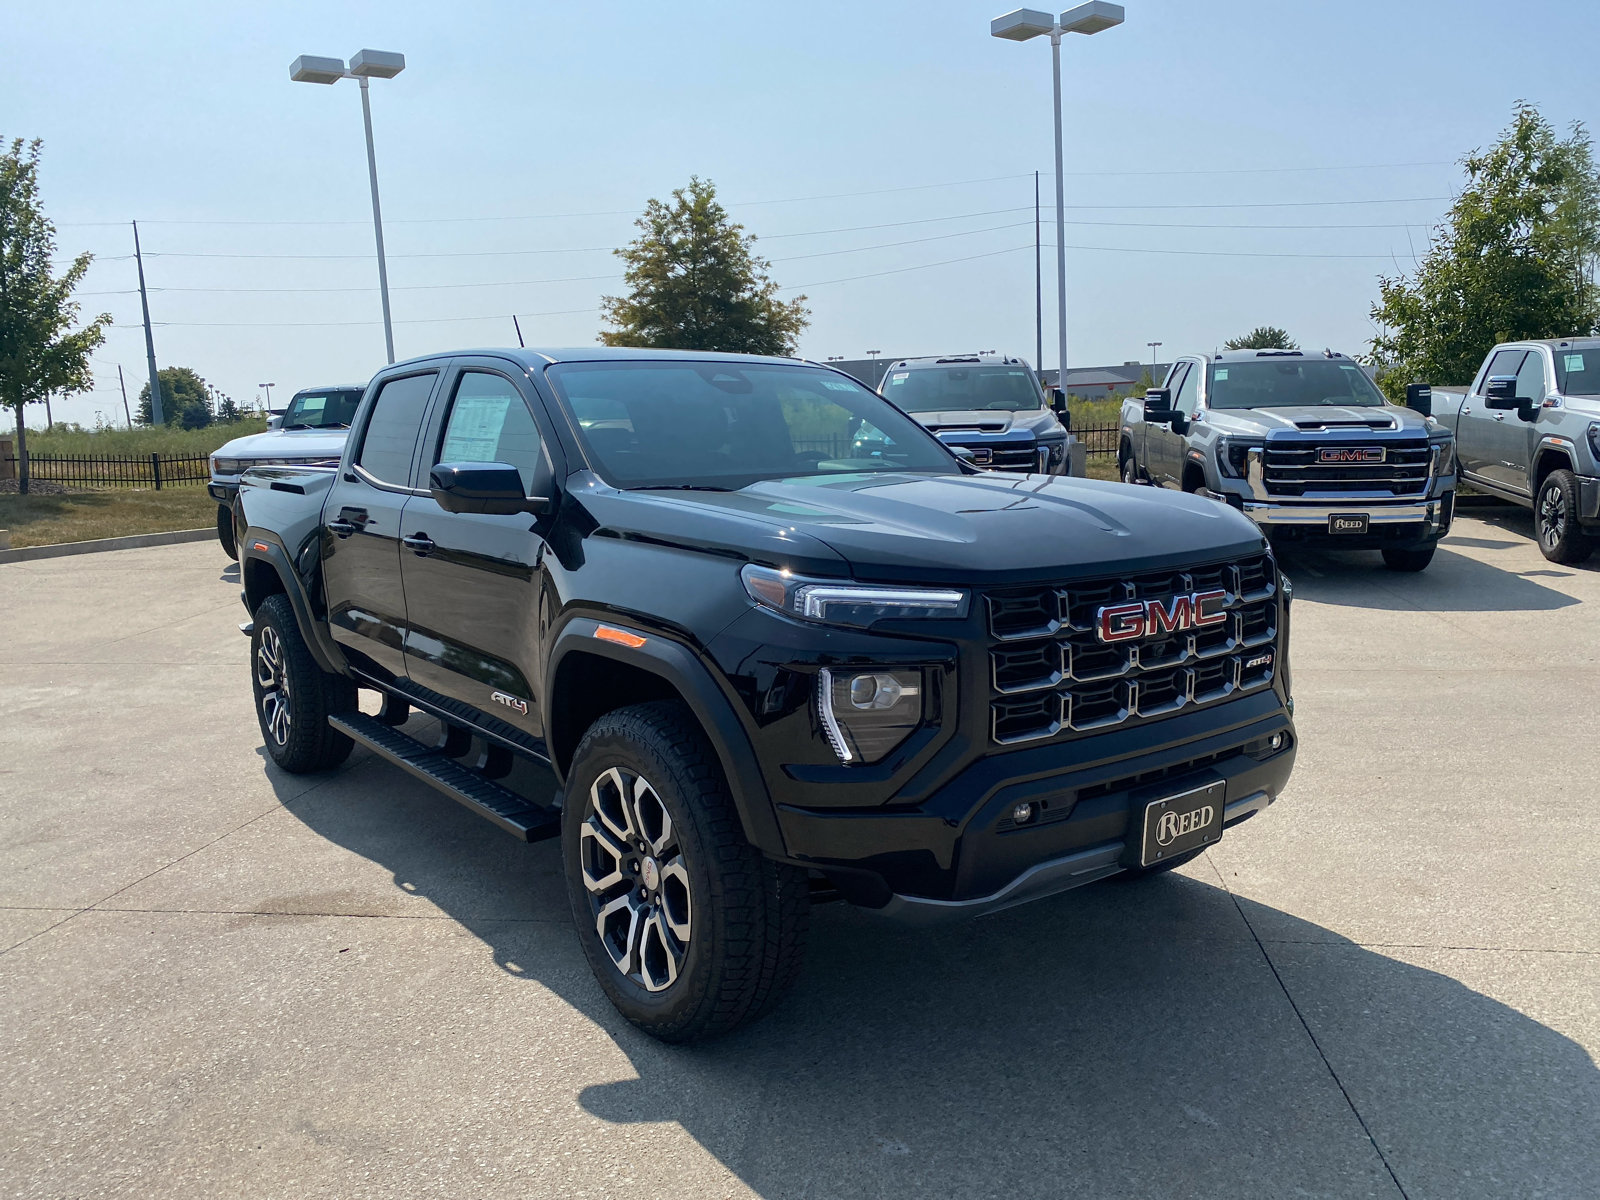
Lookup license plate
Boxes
[1139,781,1225,867]
[1329,512,1370,534]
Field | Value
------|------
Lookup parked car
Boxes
[1420,338,1600,563]
[235,348,1294,1043]
[207,385,364,558]
[876,353,1085,476]
[1120,349,1457,572]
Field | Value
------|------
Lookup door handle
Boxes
[327,520,358,538]
[1493,413,1505,422]
[1462,406,1471,414]
[402,533,436,556]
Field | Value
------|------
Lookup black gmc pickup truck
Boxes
[236,347,1296,1042]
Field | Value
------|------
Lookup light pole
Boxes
[291,49,405,365]
[991,3,1124,382]
[258,382,275,413]
[1147,341,1161,366]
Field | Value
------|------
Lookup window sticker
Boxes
[890,372,909,382]
[822,380,857,391]
[440,394,512,463]
[1339,364,1359,371]
[1214,368,1228,380]
[1566,353,1585,372]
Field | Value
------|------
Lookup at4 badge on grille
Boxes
[1096,590,1228,643]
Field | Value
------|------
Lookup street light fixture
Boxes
[991,3,1124,381]
[291,48,406,365]
[1147,341,1162,366]
[258,382,276,411]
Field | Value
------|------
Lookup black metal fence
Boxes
[1074,422,1120,458]
[1,452,211,490]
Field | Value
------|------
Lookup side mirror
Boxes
[1484,376,1519,409]
[1143,388,1173,423]
[430,462,551,515]
[1405,383,1433,416]
[1049,386,1067,414]
[266,414,283,430]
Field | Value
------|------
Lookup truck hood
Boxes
[579,471,1265,586]
[1202,404,1428,438]
[213,427,350,460]
[910,409,1063,438]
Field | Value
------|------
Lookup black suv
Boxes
[236,348,1296,1042]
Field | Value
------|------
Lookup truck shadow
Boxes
[1273,540,1582,612]
[272,751,1600,1199]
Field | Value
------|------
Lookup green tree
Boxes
[600,176,809,356]
[0,138,110,493]
[1370,103,1600,395]
[137,366,213,429]
[1223,326,1298,350]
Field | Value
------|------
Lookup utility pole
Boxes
[1035,171,1042,375]
[117,365,132,428]
[133,221,163,425]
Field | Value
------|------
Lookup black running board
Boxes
[330,713,561,843]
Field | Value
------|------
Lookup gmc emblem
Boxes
[1096,590,1228,643]
[1318,446,1384,464]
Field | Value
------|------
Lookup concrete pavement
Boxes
[1,512,1595,1198]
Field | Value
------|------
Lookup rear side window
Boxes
[1556,350,1600,396]
[436,371,545,494]
[357,372,437,485]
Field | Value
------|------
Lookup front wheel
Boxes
[216,503,238,560]
[1536,470,1597,564]
[1121,454,1141,486]
[564,701,808,1043]
[1381,545,1436,572]
[251,593,357,773]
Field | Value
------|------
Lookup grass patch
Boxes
[5,419,269,457]
[0,488,218,548]
[1065,397,1126,429]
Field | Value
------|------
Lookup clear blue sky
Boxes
[7,0,1598,427]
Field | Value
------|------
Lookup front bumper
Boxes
[1241,497,1445,526]
[208,479,239,503]
[777,689,1295,919]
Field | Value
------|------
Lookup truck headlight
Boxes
[817,668,923,763]
[741,564,968,628]
[1431,438,1456,474]
[214,458,243,474]
[1218,439,1262,478]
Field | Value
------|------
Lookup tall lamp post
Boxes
[991,3,1124,382]
[1147,341,1162,366]
[290,49,406,365]
[258,382,276,413]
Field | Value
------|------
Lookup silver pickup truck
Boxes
[1420,337,1600,563]
[1120,349,1458,571]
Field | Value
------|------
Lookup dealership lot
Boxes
[1,506,1596,1199]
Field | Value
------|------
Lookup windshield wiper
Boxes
[628,484,736,492]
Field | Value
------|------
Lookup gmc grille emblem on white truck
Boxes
[1318,446,1385,464]
[1096,590,1229,643]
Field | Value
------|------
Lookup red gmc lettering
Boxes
[1192,589,1228,628]
[1097,602,1148,643]
[1096,590,1229,643]
[1146,595,1192,635]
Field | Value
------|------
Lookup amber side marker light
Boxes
[594,625,647,649]
[252,542,270,553]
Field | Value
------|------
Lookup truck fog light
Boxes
[817,668,923,764]
[1270,733,1284,751]
[1012,801,1035,824]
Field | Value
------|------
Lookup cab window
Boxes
[357,372,437,485]
[1514,351,1547,402]
[1174,363,1200,417]
[435,372,545,495]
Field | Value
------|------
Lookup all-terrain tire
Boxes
[1121,451,1141,486]
[1381,545,1436,572]
[1535,469,1597,565]
[563,700,809,1043]
[250,593,357,773]
[217,503,238,560]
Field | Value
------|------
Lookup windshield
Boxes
[544,361,960,489]
[882,365,1044,413]
[1207,360,1386,409]
[1555,348,1600,396]
[282,389,363,429]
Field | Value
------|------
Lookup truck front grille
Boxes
[1263,439,1432,496]
[985,554,1280,745]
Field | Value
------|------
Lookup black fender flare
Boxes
[240,528,349,677]
[547,616,787,858]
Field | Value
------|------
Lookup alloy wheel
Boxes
[256,626,292,746]
[1540,484,1567,550]
[580,766,693,993]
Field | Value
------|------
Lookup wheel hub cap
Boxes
[255,626,292,746]
[579,767,692,993]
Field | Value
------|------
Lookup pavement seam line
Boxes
[1205,852,1413,1200]
[0,763,361,961]
[86,906,567,923]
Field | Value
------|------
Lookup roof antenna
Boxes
[512,315,526,348]
[1323,347,1334,357]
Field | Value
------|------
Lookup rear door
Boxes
[321,369,441,681]
[397,359,554,738]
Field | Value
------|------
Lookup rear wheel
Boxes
[1536,469,1597,564]
[216,503,238,560]
[1381,545,1436,572]
[251,593,356,773]
[564,701,808,1043]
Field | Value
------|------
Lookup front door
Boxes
[1460,348,1526,492]
[321,369,440,681]
[1146,362,1191,486]
[398,364,550,739]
